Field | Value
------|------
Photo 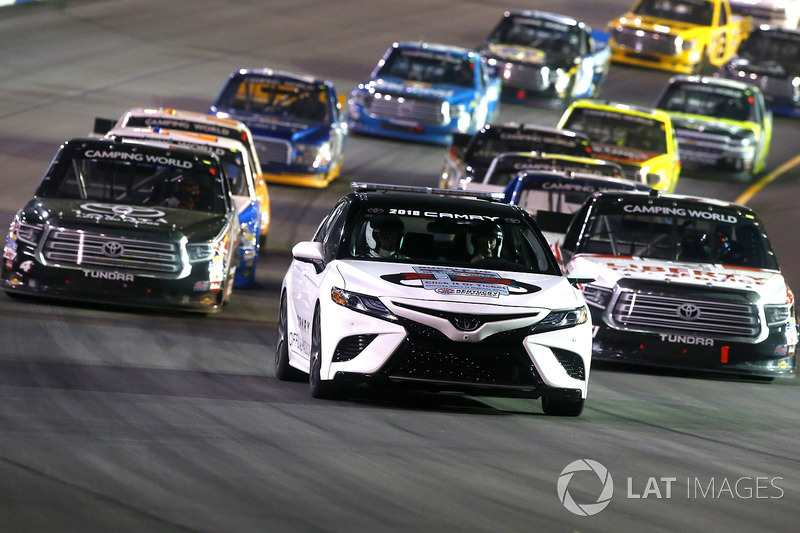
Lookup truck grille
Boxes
[674,130,731,160]
[254,138,291,165]
[363,93,446,126]
[41,229,183,276]
[608,282,760,339]
[500,64,548,91]
[613,27,677,56]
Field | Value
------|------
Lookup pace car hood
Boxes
[336,259,583,310]
[359,77,475,104]
[24,198,230,237]
[569,254,789,300]
[668,113,756,135]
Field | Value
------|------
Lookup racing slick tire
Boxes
[541,395,584,417]
[309,307,340,399]
[275,293,305,382]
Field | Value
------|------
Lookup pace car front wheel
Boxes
[275,293,304,382]
[541,395,584,417]
[309,307,339,399]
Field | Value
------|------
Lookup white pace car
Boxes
[277,183,595,416]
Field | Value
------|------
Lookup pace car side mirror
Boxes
[292,241,325,274]
[565,263,597,287]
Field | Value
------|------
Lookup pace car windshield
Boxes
[36,145,227,214]
[342,206,559,275]
[574,200,779,269]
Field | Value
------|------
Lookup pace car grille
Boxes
[381,319,543,386]
[254,138,291,165]
[607,281,760,339]
[41,229,182,275]
[613,27,677,56]
[363,93,447,126]
[333,334,378,363]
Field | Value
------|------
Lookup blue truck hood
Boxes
[216,110,330,142]
[359,77,477,104]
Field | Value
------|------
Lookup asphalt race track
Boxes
[0,1,798,531]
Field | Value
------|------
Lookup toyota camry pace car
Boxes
[277,183,596,415]
[560,189,797,378]
[209,68,348,188]
[716,25,800,117]
[481,10,611,107]
[1,138,241,313]
[348,41,502,145]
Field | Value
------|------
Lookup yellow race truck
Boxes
[607,0,752,74]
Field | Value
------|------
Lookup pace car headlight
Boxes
[765,303,793,327]
[331,286,398,321]
[531,305,589,333]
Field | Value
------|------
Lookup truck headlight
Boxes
[295,143,332,168]
[765,303,793,327]
[15,220,44,246]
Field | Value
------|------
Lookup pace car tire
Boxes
[309,307,339,399]
[275,293,305,382]
[541,395,584,417]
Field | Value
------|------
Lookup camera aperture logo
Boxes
[558,459,614,516]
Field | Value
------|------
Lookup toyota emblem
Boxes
[453,316,482,331]
[676,303,700,321]
[102,242,124,257]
